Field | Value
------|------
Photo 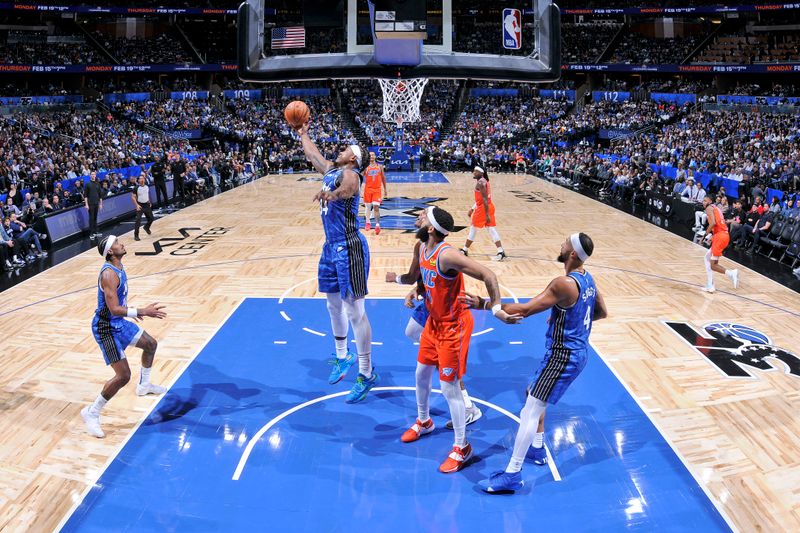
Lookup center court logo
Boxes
[665,321,800,379]
[135,227,232,256]
[372,197,467,233]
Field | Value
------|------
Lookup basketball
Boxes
[284,100,310,128]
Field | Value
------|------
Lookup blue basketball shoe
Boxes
[527,445,548,465]
[345,370,379,403]
[328,352,356,384]
[479,470,524,494]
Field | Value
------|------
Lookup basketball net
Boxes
[378,78,428,124]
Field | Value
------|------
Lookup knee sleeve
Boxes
[487,226,501,242]
[467,226,477,241]
[342,297,372,355]
[405,318,424,343]
[325,292,348,337]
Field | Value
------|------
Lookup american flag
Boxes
[271,26,306,49]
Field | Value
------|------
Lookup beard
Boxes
[557,250,568,263]
[416,226,430,243]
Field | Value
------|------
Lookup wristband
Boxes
[127,307,138,318]
[491,304,502,316]
[395,275,404,285]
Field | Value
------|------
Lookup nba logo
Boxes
[502,8,521,50]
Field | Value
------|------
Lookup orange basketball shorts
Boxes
[417,312,474,382]
[711,232,730,258]
[471,204,496,228]
[363,188,382,205]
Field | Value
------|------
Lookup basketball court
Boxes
[1,1,799,531]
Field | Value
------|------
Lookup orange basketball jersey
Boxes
[474,180,493,210]
[364,164,384,191]
[419,242,469,323]
[710,205,728,234]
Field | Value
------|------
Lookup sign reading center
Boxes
[135,227,232,256]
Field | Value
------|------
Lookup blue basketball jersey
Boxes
[545,270,596,352]
[95,263,128,322]
[320,167,363,244]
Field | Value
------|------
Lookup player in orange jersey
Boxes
[400,206,522,473]
[461,166,506,260]
[702,194,739,293]
[363,152,387,234]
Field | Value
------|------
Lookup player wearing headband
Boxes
[463,232,608,493]
[363,151,388,234]
[399,206,522,474]
[81,236,168,438]
[462,166,506,261]
[294,121,377,403]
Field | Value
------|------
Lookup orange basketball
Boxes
[284,100,310,128]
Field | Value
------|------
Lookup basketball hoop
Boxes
[378,78,428,124]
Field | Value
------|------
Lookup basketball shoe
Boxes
[136,382,167,396]
[81,406,105,438]
[328,351,355,384]
[345,370,379,403]
[375,225,381,235]
[401,418,435,442]
[445,405,482,429]
[365,221,371,231]
[527,445,547,465]
[439,443,473,473]
[479,470,524,493]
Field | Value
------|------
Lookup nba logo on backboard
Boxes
[502,8,521,50]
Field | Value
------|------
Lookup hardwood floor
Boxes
[1,173,798,532]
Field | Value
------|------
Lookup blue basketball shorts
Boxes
[318,234,370,299]
[92,316,144,365]
[411,300,429,327]
[528,348,588,404]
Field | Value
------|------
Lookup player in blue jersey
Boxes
[294,121,377,403]
[81,236,167,438]
[463,232,608,493]
[386,239,483,428]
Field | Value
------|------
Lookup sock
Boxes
[415,363,435,422]
[533,431,544,449]
[506,395,547,473]
[725,269,734,279]
[140,366,151,385]
[334,336,348,359]
[89,394,108,416]
[461,387,474,409]
[442,380,466,447]
[357,352,372,378]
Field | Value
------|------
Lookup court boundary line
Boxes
[589,339,739,532]
[53,297,247,533]
[231,385,561,482]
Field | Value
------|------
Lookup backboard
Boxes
[237,0,561,83]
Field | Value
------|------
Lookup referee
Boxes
[131,175,154,241]
[84,171,103,240]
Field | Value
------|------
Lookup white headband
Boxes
[349,145,362,167]
[474,166,485,174]
[102,235,117,259]
[426,207,449,236]
[570,233,589,262]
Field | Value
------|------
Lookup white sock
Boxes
[725,269,734,279]
[442,380,467,447]
[140,366,151,385]
[461,387,474,409]
[358,352,372,378]
[89,394,108,416]
[533,431,544,448]
[506,395,547,473]
[415,363,435,422]
[334,337,348,359]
